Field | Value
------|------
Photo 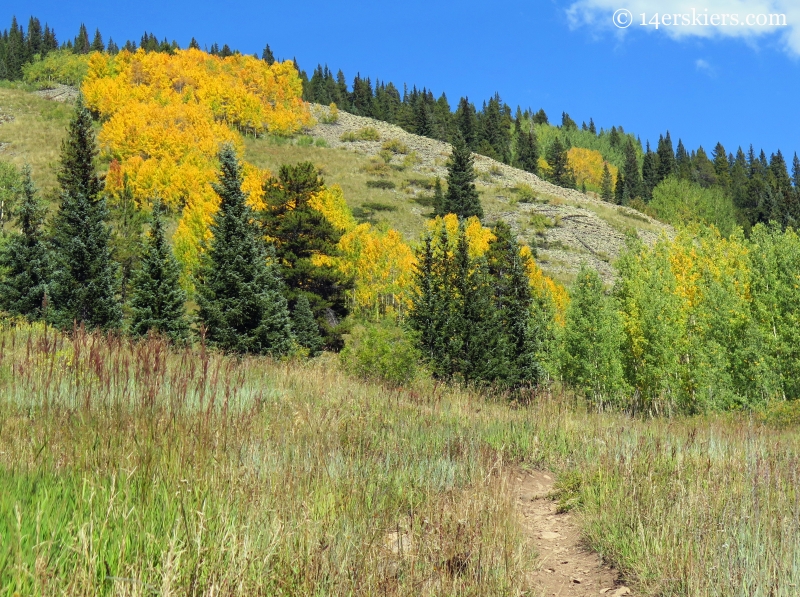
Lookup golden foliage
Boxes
[566,147,618,188]
[83,48,311,282]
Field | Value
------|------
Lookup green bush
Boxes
[314,138,328,148]
[296,135,314,147]
[650,176,737,236]
[340,319,421,386]
[22,50,91,87]
[381,139,409,154]
[340,127,381,142]
[365,179,396,190]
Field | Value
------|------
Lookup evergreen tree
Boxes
[561,265,626,408]
[691,146,717,188]
[432,176,445,216]
[197,145,294,355]
[515,119,540,174]
[712,142,730,192]
[600,163,613,203]
[641,141,660,201]
[188,37,200,50]
[106,38,119,54]
[545,137,574,188]
[90,28,104,53]
[129,202,188,342]
[730,147,751,227]
[292,293,324,356]
[259,162,353,350]
[27,17,43,59]
[0,166,51,320]
[442,131,483,219]
[532,109,548,125]
[623,138,643,201]
[261,43,275,65]
[675,139,692,179]
[561,112,577,130]
[455,97,478,150]
[450,226,507,384]
[614,171,626,205]
[588,118,597,135]
[49,96,121,330]
[74,23,90,54]
[486,222,544,386]
[109,176,146,305]
[656,132,676,184]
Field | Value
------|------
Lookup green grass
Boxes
[0,84,73,195]
[1,322,800,595]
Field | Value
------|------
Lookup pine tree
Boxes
[452,225,507,384]
[106,38,119,54]
[588,118,597,135]
[27,17,43,59]
[561,265,626,408]
[129,202,188,342]
[455,97,478,150]
[601,163,613,202]
[74,24,90,54]
[292,293,323,356]
[262,44,275,65]
[712,142,730,192]
[656,132,676,184]
[432,176,445,215]
[515,120,540,174]
[532,109,548,125]
[197,144,294,355]
[0,166,51,320]
[641,141,660,201]
[545,137,574,188]
[675,139,692,179]
[109,175,146,305]
[259,162,353,350]
[49,96,121,330]
[443,131,482,219]
[614,171,626,205]
[486,222,543,386]
[623,138,643,201]
[90,29,104,53]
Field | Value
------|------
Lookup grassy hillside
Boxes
[2,322,799,595]
[0,85,669,284]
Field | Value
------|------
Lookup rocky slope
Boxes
[308,105,671,282]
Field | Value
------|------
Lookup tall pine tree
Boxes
[49,96,121,330]
[129,201,189,342]
[442,131,483,219]
[0,166,51,320]
[197,145,294,355]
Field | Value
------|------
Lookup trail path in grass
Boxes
[513,469,633,597]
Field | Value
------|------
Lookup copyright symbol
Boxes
[613,8,633,28]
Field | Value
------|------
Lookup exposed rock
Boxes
[33,84,79,103]
[306,104,672,283]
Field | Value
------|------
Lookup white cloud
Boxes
[695,58,715,75]
[566,0,800,56]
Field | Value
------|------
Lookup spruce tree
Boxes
[74,24,90,54]
[656,132,676,184]
[641,141,660,201]
[545,137,574,188]
[90,29,104,53]
[261,44,275,64]
[623,138,643,201]
[675,139,692,179]
[532,109,548,125]
[292,293,323,356]
[455,97,478,150]
[129,202,188,342]
[515,121,540,175]
[600,163,613,203]
[614,171,626,205]
[49,96,122,330]
[0,166,51,319]
[197,144,294,355]
[109,176,146,305]
[486,222,543,386]
[432,176,445,216]
[259,161,352,350]
[443,131,482,219]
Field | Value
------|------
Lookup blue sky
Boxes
[7,0,799,160]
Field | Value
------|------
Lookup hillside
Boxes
[296,105,672,282]
[0,84,670,284]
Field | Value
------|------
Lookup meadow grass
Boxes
[1,322,799,595]
[0,84,73,195]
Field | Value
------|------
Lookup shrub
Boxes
[512,184,538,203]
[319,102,339,124]
[340,319,421,386]
[529,213,554,231]
[296,135,314,147]
[366,179,396,190]
[340,127,381,142]
[23,50,90,87]
[314,138,328,148]
[382,139,409,154]
[362,201,397,212]
[488,164,503,177]
[362,160,391,177]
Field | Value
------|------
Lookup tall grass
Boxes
[1,322,799,595]
[0,322,529,595]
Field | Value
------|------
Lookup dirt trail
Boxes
[513,469,632,597]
